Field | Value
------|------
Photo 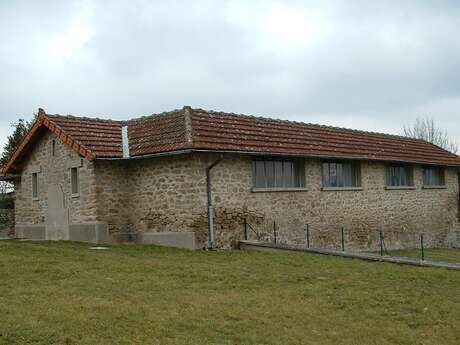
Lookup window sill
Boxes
[32,197,39,201]
[251,187,309,193]
[385,186,416,190]
[321,187,363,191]
[422,185,447,190]
[71,193,80,198]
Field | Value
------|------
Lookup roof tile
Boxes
[3,107,460,176]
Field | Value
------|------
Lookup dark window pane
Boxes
[336,163,344,187]
[255,161,266,188]
[322,163,330,187]
[342,163,353,187]
[322,161,361,187]
[32,173,38,198]
[265,161,275,188]
[386,165,413,187]
[274,161,284,187]
[283,161,293,187]
[423,167,445,186]
[354,163,362,187]
[253,159,304,188]
[295,160,305,187]
[330,163,337,187]
[71,168,79,195]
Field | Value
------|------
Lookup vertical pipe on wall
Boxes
[244,218,249,241]
[206,154,223,249]
[420,234,425,261]
[305,224,310,249]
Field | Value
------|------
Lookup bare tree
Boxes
[403,117,458,154]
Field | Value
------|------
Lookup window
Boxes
[423,166,445,186]
[386,165,414,187]
[71,167,79,196]
[52,140,56,156]
[32,173,39,199]
[322,161,361,188]
[253,159,305,189]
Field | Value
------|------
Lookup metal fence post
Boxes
[341,227,345,252]
[305,224,310,249]
[420,234,425,261]
[244,218,248,241]
[379,230,384,257]
[273,221,277,244]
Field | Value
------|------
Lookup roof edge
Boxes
[1,108,97,175]
[95,148,460,168]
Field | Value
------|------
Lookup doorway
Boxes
[45,184,69,240]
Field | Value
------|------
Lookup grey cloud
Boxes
[1,0,460,150]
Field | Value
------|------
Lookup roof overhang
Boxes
[0,108,96,176]
[97,148,460,168]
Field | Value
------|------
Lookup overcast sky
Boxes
[1,0,460,151]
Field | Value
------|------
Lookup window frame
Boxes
[423,166,446,187]
[252,158,305,190]
[70,167,80,197]
[52,139,56,157]
[321,160,362,189]
[32,172,39,200]
[385,164,414,188]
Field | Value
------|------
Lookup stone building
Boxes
[1,107,460,250]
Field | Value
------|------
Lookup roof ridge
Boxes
[128,108,185,123]
[46,113,123,124]
[191,108,428,144]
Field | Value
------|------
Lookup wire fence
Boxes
[244,218,460,264]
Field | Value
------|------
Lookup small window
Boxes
[322,161,361,188]
[423,167,445,186]
[52,140,56,156]
[32,173,39,199]
[386,165,414,187]
[71,168,79,196]
[253,159,305,188]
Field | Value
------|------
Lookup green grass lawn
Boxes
[1,241,460,345]
[382,248,460,264]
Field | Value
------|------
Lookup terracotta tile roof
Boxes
[127,110,188,156]
[190,109,460,167]
[2,106,460,175]
[45,114,123,158]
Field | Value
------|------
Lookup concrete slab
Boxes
[138,232,196,250]
[240,240,460,271]
[69,223,109,244]
[16,224,46,240]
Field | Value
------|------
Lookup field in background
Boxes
[1,241,460,345]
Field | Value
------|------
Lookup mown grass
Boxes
[385,248,460,264]
[0,240,460,345]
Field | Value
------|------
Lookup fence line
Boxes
[243,217,460,263]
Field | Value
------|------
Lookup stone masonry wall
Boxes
[207,154,459,250]
[98,152,459,250]
[125,156,208,245]
[93,155,208,245]
[94,160,131,237]
[15,138,459,250]
[15,131,98,232]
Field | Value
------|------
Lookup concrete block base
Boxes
[16,223,109,244]
[69,223,109,244]
[137,232,196,250]
[16,224,46,240]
